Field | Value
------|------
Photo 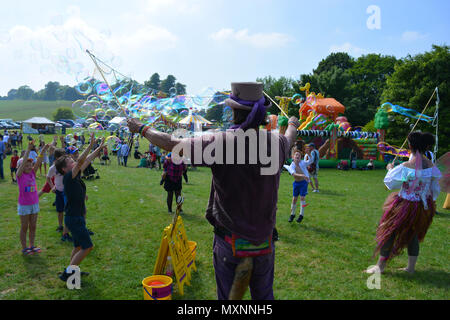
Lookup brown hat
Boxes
[224,82,271,111]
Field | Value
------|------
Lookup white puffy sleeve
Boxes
[384,164,405,190]
[285,162,296,175]
[430,166,442,201]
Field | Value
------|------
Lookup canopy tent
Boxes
[108,117,127,125]
[178,113,212,126]
[22,117,56,134]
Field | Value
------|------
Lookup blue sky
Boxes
[0,0,449,96]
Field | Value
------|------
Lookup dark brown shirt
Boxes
[180,130,289,245]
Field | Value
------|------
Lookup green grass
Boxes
[0,132,448,300]
[0,100,73,121]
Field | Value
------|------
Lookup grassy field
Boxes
[0,100,73,121]
[0,132,448,300]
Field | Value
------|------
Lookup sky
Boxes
[0,0,449,96]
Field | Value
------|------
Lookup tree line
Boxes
[0,73,187,101]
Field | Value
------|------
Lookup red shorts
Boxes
[41,176,55,193]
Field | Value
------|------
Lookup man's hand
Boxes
[127,118,144,134]
[386,162,395,170]
[288,116,300,129]
[42,143,51,152]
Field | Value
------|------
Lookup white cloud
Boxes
[329,42,367,57]
[143,0,203,14]
[0,5,179,94]
[401,31,427,42]
[209,28,292,48]
[110,25,178,53]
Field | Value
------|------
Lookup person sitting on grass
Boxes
[137,153,148,168]
[286,149,311,223]
[367,159,374,170]
[16,141,50,256]
[56,134,105,283]
[134,147,142,160]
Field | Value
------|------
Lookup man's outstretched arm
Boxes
[127,118,180,152]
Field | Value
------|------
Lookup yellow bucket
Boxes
[188,241,197,261]
[142,275,173,300]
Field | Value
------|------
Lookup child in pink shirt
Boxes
[17,141,50,255]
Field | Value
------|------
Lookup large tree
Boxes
[345,54,398,126]
[16,85,35,100]
[175,82,186,95]
[160,75,177,94]
[205,104,223,122]
[298,52,398,127]
[314,52,355,74]
[381,45,450,156]
[53,107,75,121]
[256,76,297,116]
[43,81,60,101]
[144,73,161,91]
[7,89,18,100]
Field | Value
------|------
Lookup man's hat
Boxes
[224,82,271,111]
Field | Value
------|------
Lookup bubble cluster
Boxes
[72,74,231,131]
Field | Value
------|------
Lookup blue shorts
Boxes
[293,180,308,197]
[55,190,65,213]
[18,203,39,216]
[64,215,93,249]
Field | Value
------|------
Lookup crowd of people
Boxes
[0,82,444,300]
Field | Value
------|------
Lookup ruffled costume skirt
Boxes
[374,192,435,260]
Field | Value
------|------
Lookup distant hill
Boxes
[0,100,74,121]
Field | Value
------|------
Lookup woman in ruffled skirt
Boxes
[366,132,442,274]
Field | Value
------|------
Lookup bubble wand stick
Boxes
[392,88,437,164]
[263,91,289,118]
[85,50,129,119]
[86,49,135,150]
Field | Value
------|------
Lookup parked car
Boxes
[6,121,20,129]
[59,119,76,127]
[57,121,71,128]
[0,121,13,129]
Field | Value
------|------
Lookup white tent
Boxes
[108,117,127,126]
[22,117,56,134]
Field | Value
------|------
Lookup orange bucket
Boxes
[142,275,173,300]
